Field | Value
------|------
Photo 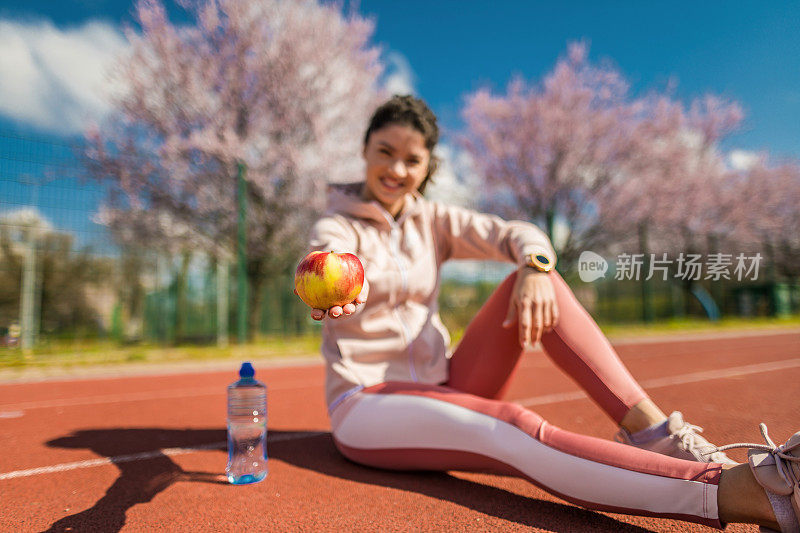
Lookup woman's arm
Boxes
[431,202,559,347]
[430,202,556,269]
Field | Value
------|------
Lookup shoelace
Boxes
[703,423,800,489]
[673,421,726,460]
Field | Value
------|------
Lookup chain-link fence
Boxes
[1,131,116,349]
[0,131,313,349]
[1,131,798,351]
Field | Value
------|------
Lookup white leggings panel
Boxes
[331,388,723,528]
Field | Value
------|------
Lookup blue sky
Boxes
[1,1,799,251]
[357,1,800,158]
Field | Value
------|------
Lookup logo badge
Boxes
[578,251,608,282]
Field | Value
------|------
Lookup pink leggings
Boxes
[330,271,725,528]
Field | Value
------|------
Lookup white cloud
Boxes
[551,215,571,252]
[425,141,483,208]
[382,50,415,96]
[0,17,127,136]
[0,207,53,231]
[728,149,762,171]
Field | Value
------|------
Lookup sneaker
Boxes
[614,411,737,465]
[703,423,800,532]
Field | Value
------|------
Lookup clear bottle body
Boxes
[226,378,268,484]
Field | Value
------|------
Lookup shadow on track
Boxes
[43,428,228,533]
[44,427,656,532]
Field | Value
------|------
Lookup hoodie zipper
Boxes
[377,207,418,382]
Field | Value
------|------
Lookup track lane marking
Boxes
[3,357,798,413]
[0,380,322,412]
[0,431,326,481]
[515,357,800,407]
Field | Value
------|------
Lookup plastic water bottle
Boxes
[226,362,268,484]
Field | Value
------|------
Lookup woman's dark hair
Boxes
[363,94,440,194]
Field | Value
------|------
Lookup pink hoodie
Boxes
[308,183,557,412]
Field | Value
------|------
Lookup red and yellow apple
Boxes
[294,251,365,310]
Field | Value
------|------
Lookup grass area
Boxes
[598,314,800,339]
[0,335,321,370]
[1,315,798,372]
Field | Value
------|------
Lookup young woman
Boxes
[304,95,799,532]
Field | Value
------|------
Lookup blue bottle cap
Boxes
[239,361,255,378]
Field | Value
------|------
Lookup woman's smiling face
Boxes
[361,123,431,218]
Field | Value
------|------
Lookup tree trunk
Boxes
[121,250,146,343]
[236,161,248,344]
[216,255,229,347]
[545,207,565,274]
[545,208,556,248]
[638,221,653,323]
[19,230,37,351]
[707,233,723,317]
[681,230,695,317]
[246,259,266,342]
[175,251,191,342]
[763,236,777,283]
[682,277,694,317]
[763,236,779,316]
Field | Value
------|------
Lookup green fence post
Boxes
[236,161,248,343]
[774,283,791,317]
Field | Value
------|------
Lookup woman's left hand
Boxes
[502,267,560,349]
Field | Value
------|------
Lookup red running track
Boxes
[1,330,799,532]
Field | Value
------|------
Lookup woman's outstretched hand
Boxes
[303,278,370,321]
[502,268,559,349]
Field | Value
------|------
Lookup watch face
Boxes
[528,254,552,271]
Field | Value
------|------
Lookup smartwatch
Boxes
[525,253,554,273]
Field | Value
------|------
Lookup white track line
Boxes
[0,380,322,412]
[0,431,326,481]
[3,357,798,413]
[606,328,800,346]
[515,357,800,407]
